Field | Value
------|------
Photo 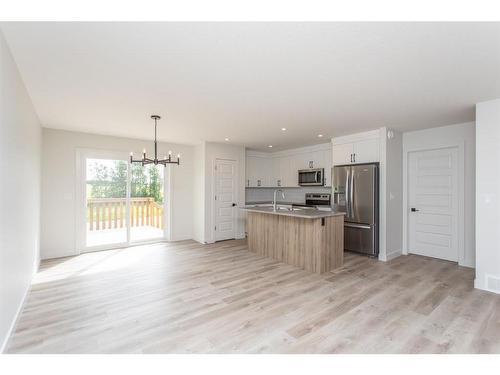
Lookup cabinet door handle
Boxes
[353,153,355,163]
[247,179,249,187]
[257,179,261,187]
[277,179,281,187]
[350,154,353,163]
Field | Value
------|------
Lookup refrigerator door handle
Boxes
[345,223,372,229]
[345,168,350,218]
[350,168,354,218]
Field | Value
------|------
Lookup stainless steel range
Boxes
[305,193,331,206]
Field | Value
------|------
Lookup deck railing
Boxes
[87,197,163,231]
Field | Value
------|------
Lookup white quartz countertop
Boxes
[241,206,345,219]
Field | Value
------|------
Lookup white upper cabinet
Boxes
[293,152,310,170]
[323,149,333,187]
[308,150,325,170]
[276,156,294,187]
[353,137,380,164]
[246,155,270,187]
[332,143,354,165]
[246,144,331,188]
[332,130,380,165]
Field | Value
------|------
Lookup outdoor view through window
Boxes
[86,158,165,248]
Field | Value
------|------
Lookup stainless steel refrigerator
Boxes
[332,163,379,257]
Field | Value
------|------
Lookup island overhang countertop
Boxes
[242,206,346,219]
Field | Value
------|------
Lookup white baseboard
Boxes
[475,273,500,294]
[41,248,79,261]
[459,260,475,269]
[169,234,192,242]
[379,249,402,262]
[1,281,32,353]
[192,236,205,244]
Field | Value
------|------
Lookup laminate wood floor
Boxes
[7,239,500,354]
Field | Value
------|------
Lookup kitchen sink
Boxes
[276,206,302,211]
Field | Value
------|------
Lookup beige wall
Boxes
[0,31,41,351]
[41,128,194,259]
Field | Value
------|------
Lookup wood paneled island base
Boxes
[246,211,344,273]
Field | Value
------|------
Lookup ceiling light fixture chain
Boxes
[130,115,180,166]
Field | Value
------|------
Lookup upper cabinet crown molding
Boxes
[332,129,380,146]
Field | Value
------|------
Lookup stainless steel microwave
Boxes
[298,168,324,186]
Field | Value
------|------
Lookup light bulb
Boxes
[168,150,172,155]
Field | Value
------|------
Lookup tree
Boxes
[87,161,163,204]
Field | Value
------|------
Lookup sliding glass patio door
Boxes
[77,149,167,253]
[85,158,129,248]
[129,164,165,243]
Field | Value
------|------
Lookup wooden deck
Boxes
[7,239,500,353]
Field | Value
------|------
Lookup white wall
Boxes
[41,128,194,259]
[192,142,205,243]
[403,122,476,268]
[0,32,41,352]
[383,129,403,260]
[475,99,500,293]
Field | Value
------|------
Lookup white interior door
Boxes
[215,159,237,241]
[408,147,459,262]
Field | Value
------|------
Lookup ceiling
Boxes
[1,22,500,151]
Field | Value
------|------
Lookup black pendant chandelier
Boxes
[130,115,180,166]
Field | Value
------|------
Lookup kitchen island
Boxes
[243,206,345,274]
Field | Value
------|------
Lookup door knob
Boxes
[232,203,237,207]
[411,207,419,212]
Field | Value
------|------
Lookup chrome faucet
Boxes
[273,189,285,211]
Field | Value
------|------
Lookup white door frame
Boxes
[402,142,465,265]
[75,148,172,254]
[211,158,239,243]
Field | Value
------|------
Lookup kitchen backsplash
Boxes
[245,186,331,204]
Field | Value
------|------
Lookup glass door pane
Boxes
[85,158,128,247]
[130,164,165,242]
